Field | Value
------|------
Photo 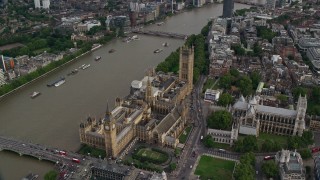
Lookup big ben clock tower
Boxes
[103,104,117,158]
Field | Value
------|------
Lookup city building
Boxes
[222,0,234,18]
[42,0,50,9]
[298,38,320,52]
[306,47,320,75]
[79,47,194,158]
[309,116,320,132]
[275,149,306,180]
[34,0,41,8]
[204,89,220,102]
[207,123,239,145]
[232,95,307,137]
[265,0,276,10]
[0,69,5,86]
[315,154,320,180]
[0,0,7,7]
[74,20,101,32]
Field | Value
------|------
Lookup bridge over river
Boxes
[131,29,188,39]
[0,136,94,179]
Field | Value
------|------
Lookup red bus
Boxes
[59,151,67,156]
[72,158,80,163]
[311,147,320,153]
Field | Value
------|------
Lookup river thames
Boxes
[0,3,250,179]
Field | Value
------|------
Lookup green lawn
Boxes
[214,142,232,151]
[136,148,168,162]
[195,155,235,180]
[202,78,217,93]
[179,126,192,144]
[33,48,50,55]
[257,133,288,148]
[77,144,106,158]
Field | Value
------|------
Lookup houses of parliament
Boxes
[79,46,194,158]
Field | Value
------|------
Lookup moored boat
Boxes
[154,49,163,53]
[95,56,101,61]
[22,173,39,180]
[54,79,65,87]
[162,42,169,47]
[131,35,140,40]
[109,49,116,53]
[82,64,91,70]
[67,69,78,76]
[157,22,164,26]
[47,77,65,87]
[30,92,41,99]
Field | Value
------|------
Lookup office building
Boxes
[222,0,234,18]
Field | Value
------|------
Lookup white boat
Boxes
[162,42,169,47]
[30,92,41,99]
[154,49,163,53]
[54,79,65,87]
[157,22,164,26]
[82,64,91,70]
[79,64,86,69]
[132,35,140,40]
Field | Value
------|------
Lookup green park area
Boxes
[202,78,218,92]
[77,144,106,159]
[195,155,235,180]
[179,126,192,144]
[133,147,169,164]
[257,133,288,148]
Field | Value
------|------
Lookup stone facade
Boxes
[80,47,194,158]
[232,95,307,137]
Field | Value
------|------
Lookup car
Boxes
[256,171,258,175]
[218,149,226,152]
[190,165,193,169]
[264,156,275,160]
[200,136,203,140]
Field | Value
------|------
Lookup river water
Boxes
[0,3,249,179]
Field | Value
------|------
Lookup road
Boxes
[169,76,279,180]
[0,135,94,180]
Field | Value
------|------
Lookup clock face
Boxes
[105,125,109,130]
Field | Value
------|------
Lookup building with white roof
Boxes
[204,89,220,102]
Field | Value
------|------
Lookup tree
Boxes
[242,135,258,153]
[292,87,307,101]
[261,139,281,152]
[302,131,314,145]
[217,93,234,107]
[203,135,215,148]
[230,68,240,77]
[169,163,177,171]
[237,76,253,96]
[299,149,312,160]
[253,43,263,57]
[312,87,320,103]
[44,170,58,180]
[256,26,277,43]
[262,160,279,178]
[240,152,256,166]
[287,136,304,149]
[231,44,246,56]
[250,71,261,90]
[234,161,255,180]
[207,110,232,130]
[219,73,233,89]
